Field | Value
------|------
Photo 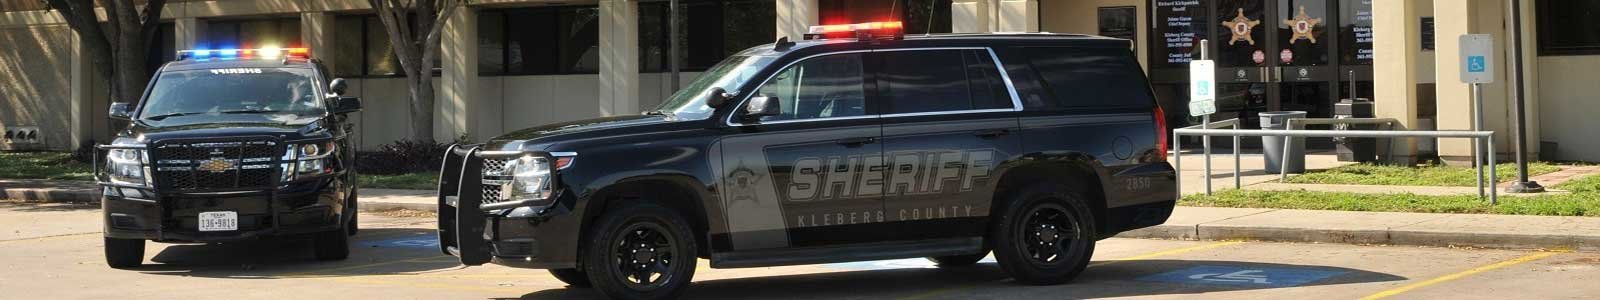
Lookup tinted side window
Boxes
[963,50,1014,110]
[1024,47,1155,108]
[879,50,973,114]
[751,53,867,122]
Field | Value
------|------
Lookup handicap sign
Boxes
[1459,34,1495,84]
[360,235,441,249]
[1137,265,1346,288]
[1467,56,1486,73]
[1189,60,1218,117]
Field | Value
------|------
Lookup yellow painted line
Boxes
[1358,251,1564,300]
[0,232,99,244]
[900,240,1245,300]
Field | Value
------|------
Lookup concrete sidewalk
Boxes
[1119,206,1600,252]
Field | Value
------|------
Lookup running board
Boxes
[710,237,984,269]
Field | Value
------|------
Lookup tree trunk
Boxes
[369,0,461,143]
[410,70,436,142]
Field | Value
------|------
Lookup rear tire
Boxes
[346,191,360,236]
[104,237,145,269]
[927,251,989,267]
[581,202,698,300]
[313,228,350,261]
[991,183,1097,285]
[549,268,593,288]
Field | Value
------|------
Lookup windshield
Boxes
[139,68,323,120]
[652,55,776,120]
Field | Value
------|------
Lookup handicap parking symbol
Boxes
[1137,265,1346,288]
[360,235,440,249]
[1467,56,1486,73]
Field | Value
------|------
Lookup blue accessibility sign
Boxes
[360,235,441,249]
[1467,55,1487,73]
[1137,265,1346,288]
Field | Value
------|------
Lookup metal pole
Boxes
[1281,124,1292,182]
[669,0,681,93]
[1200,39,1212,196]
[1234,133,1241,189]
[1506,0,1542,193]
[1490,135,1498,204]
[1174,132,1183,200]
[1473,83,1485,198]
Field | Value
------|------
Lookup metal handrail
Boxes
[1175,118,1244,196]
[1174,122,1499,204]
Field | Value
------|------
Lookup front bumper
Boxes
[437,145,581,269]
[101,176,350,243]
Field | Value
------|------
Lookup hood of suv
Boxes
[487,114,690,149]
[128,113,327,141]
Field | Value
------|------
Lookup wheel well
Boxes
[583,178,712,259]
[992,161,1108,236]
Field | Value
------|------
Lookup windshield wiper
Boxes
[141,112,206,121]
[221,109,285,114]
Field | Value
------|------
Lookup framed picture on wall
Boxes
[1099,6,1138,53]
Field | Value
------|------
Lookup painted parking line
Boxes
[899,240,1246,300]
[1358,251,1564,300]
[0,232,99,244]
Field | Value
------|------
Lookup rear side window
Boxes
[878,49,1014,114]
[1020,47,1154,109]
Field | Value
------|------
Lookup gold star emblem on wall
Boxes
[1221,8,1261,46]
[1284,6,1324,44]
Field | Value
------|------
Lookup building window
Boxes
[819,0,951,34]
[201,18,302,50]
[638,0,776,73]
[334,14,439,77]
[477,6,601,76]
[1537,0,1600,56]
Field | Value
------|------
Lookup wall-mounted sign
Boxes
[1153,0,1208,67]
[1222,8,1261,45]
[1284,6,1323,44]
[1420,17,1436,51]
[1099,6,1138,52]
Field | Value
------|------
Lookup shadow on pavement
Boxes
[132,228,456,279]
[0,200,98,212]
[514,259,1404,299]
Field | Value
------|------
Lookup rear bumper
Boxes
[101,176,351,243]
[437,145,581,269]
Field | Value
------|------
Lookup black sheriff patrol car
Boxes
[98,47,363,268]
[439,22,1175,299]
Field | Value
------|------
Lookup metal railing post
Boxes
[1489,134,1498,204]
[1234,133,1241,189]
[1174,132,1183,201]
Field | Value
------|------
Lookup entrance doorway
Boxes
[1148,0,1376,150]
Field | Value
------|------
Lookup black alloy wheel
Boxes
[1018,203,1082,266]
[582,202,697,299]
[611,222,679,291]
[991,183,1096,285]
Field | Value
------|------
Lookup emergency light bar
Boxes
[178,47,309,60]
[804,21,904,40]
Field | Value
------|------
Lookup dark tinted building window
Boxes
[146,23,176,76]
[752,54,866,121]
[638,0,776,72]
[818,0,951,34]
[878,50,976,114]
[479,6,600,75]
[1537,1,1600,56]
[1022,47,1154,109]
[332,15,428,77]
[202,18,301,50]
[1215,0,1266,67]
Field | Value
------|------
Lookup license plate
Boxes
[198,211,238,232]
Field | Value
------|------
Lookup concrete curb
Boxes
[0,187,100,204]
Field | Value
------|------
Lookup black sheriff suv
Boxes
[98,47,364,268]
[439,22,1176,299]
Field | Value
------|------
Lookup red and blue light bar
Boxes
[178,47,310,60]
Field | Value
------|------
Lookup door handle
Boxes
[973,129,1011,138]
[835,137,877,147]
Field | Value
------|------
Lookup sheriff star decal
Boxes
[1284,6,1323,44]
[1222,8,1261,46]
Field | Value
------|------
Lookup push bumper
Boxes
[100,176,350,243]
[437,145,581,269]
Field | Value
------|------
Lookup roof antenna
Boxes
[774,36,795,51]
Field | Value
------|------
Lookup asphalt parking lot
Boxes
[3,201,1597,300]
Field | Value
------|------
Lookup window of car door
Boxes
[878,49,1016,115]
[743,53,869,124]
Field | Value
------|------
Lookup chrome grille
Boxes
[152,140,279,190]
[481,158,509,204]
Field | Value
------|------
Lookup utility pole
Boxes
[1505,0,1543,193]
[669,0,681,93]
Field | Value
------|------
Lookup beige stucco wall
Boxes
[0,25,75,150]
[1536,55,1600,162]
[1038,0,1146,69]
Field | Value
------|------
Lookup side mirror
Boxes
[705,87,732,109]
[741,95,780,122]
[329,78,349,95]
[108,102,134,120]
[331,96,363,114]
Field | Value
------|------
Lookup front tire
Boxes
[313,228,350,261]
[991,184,1097,285]
[104,237,145,269]
[582,202,698,300]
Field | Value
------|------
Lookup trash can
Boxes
[1334,99,1378,162]
[1260,111,1307,174]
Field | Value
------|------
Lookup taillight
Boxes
[1153,105,1169,161]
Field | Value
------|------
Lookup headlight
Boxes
[106,148,150,186]
[282,141,336,182]
[501,155,552,202]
